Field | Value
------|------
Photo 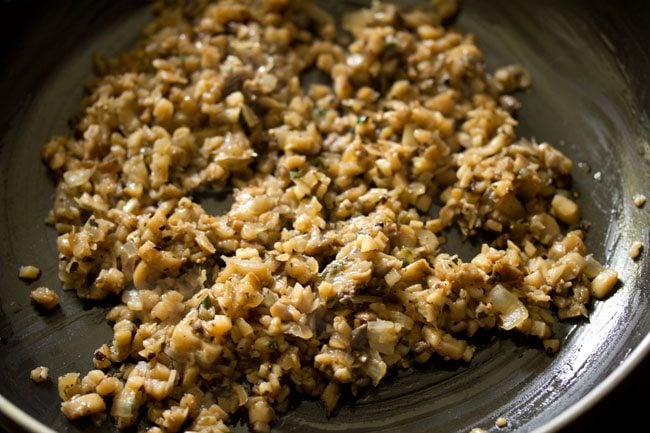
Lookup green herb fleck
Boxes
[357,115,369,125]
[312,106,326,119]
[313,158,324,169]
[399,247,414,267]
[290,170,302,180]
[267,340,278,350]
[384,37,399,56]
[197,295,212,310]
[320,259,343,279]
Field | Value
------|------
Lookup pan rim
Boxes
[530,332,650,433]
[0,334,648,433]
[0,395,56,433]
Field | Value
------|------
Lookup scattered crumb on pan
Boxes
[30,366,49,383]
[632,193,646,208]
[30,287,60,310]
[629,241,643,260]
[543,339,560,353]
[18,265,41,281]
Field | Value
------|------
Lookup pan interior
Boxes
[0,1,648,432]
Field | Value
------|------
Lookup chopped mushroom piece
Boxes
[543,339,561,353]
[30,287,60,310]
[30,366,49,383]
[18,265,41,281]
[590,269,619,299]
[632,193,646,208]
[629,241,643,260]
[60,393,106,420]
[58,373,81,401]
[551,194,580,225]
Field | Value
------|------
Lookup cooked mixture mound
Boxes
[40,1,618,431]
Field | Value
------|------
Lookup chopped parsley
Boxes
[312,106,326,119]
[398,247,415,267]
[290,170,302,180]
[197,295,212,310]
[384,37,399,56]
[320,259,343,279]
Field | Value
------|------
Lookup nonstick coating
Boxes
[0,1,648,432]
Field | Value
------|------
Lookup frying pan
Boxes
[0,0,648,432]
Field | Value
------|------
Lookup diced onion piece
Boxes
[591,268,618,299]
[60,393,106,420]
[121,290,143,311]
[367,320,402,355]
[583,254,604,279]
[111,387,138,419]
[364,349,387,386]
[487,284,529,330]
[285,322,313,339]
[63,167,94,187]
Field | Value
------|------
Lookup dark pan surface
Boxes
[0,1,648,432]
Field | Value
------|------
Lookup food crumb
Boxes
[577,161,591,173]
[30,366,49,383]
[593,171,602,181]
[496,416,509,428]
[629,241,643,260]
[30,286,60,310]
[18,265,41,281]
[590,268,619,299]
[632,193,646,208]
[543,339,561,353]
[470,428,488,433]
